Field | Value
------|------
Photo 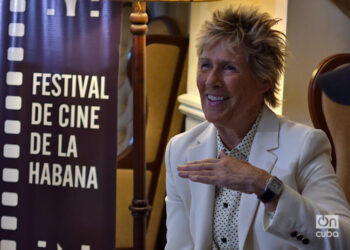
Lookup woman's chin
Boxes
[204,114,226,126]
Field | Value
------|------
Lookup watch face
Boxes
[269,177,283,193]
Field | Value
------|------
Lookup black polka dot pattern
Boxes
[212,112,262,250]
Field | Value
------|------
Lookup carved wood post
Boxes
[129,2,152,249]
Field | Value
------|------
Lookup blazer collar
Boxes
[185,105,280,249]
[238,105,280,249]
[190,105,279,163]
[196,122,217,147]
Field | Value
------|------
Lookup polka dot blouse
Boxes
[212,112,262,250]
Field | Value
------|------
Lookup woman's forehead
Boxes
[200,40,246,59]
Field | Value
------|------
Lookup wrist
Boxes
[257,175,283,203]
[254,170,271,196]
[264,196,280,211]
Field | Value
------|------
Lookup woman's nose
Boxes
[205,67,222,87]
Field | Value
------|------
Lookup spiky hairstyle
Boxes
[196,6,287,108]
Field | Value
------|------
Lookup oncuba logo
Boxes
[316,215,339,238]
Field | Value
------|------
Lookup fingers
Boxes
[177,154,237,174]
[184,151,232,166]
[177,160,218,186]
[188,175,216,185]
[178,170,218,186]
[176,154,262,193]
[178,170,214,179]
[178,162,215,172]
[185,158,219,165]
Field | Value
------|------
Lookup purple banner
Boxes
[0,0,121,249]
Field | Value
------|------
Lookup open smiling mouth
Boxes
[207,95,229,102]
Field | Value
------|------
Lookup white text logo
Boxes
[316,215,339,229]
[316,215,339,238]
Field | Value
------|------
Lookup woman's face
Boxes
[197,40,269,128]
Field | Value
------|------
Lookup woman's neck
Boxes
[216,106,262,150]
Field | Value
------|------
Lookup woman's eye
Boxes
[199,61,211,70]
[223,64,237,72]
[200,64,210,70]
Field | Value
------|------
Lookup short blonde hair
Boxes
[196,6,287,108]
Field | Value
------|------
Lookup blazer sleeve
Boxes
[164,138,194,250]
[263,129,350,249]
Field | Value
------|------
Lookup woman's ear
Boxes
[261,80,272,93]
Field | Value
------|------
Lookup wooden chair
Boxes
[308,53,350,202]
[116,16,188,249]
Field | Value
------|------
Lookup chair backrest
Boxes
[308,53,350,202]
[145,34,188,250]
[116,15,188,249]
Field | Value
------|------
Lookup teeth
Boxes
[207,95,226,101]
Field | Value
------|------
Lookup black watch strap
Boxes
[257,176,283,203]
[258,188,275,203]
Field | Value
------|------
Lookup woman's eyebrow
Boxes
[221,60,237,64]
[199,57,237,64]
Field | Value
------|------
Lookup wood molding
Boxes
[178,93,205,122]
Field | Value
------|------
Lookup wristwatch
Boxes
[257,176,283,203]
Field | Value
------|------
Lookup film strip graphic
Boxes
[2,1,103,249]
[1,0,26,249]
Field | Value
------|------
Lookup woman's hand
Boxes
[177,151,270,196]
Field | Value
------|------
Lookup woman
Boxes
[165,6,350,250]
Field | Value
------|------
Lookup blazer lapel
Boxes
[182,107,280,249]
[185,123,217,249]
[238,106,279,250]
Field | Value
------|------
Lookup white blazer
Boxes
[165,106,350,250]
